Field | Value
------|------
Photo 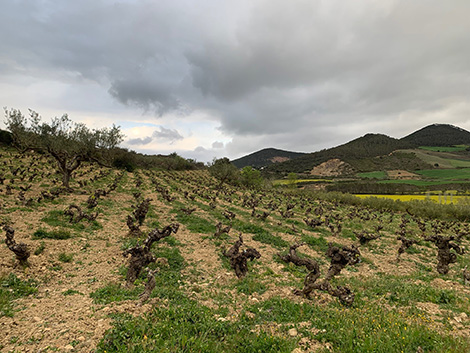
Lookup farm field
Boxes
[1,148,470,352]
[400,149,470,169]
[354,194,469,204]
[416,168,470,180]
[358,155,470,190]
[419,146,468,153]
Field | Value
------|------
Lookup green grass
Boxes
[233,274,267,295]
[301,234,330,253]
[90,282,142,304]
[376,167,470,186]
[173,209,214,234]
[58,252,74,263]
[0,274,38,317]
[108,242,186,303]
[233,220,289,248]
[62,289,84,296]
[416,168,470,180]
[34,241,46,255]
[403,149,470,169]
[419,146,468,152]
[346,274,459,308]
[97,298,297,353]
[448,159,470,168]
[32,228,72,240]
[248,297,470,353]
[40,210,102,231]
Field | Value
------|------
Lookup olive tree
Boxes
[208,157,240,189]
[240,166,264,189]
[4,108,124,188]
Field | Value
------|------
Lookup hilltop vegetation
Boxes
[234,124,470,178]
[265,134,418,174]
[231,148,306,169]
[1,147,470,352]
[402,124,470,147]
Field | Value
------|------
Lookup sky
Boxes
[1,0,470,163]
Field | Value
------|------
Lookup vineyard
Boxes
[1,148,470,352]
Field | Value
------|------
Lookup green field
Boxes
[416,168,470,180]
[419,145,468,152]
[400,149,470,169]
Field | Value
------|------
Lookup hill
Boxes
[401,123,470,147]
[265,133,418,174]
[231,148,306,169]
[261,124,470,175]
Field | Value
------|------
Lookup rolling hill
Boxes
[231,148,306,169]
[264,133,418,174]
[401,124,470,147]
[234,124,470,175]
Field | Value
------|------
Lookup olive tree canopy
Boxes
[208,157,240,189]
[4,108,124,188]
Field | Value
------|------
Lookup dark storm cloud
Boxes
[109,78,182,115]
[2,0,470,159]
[186,0,470,138]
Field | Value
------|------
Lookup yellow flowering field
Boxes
[354,193,470,204]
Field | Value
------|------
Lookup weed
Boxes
[234,275,267,295]
[41,210,102,231]
[58,252,74,263]
[49,264,63,271]
[175,212,214,234]
[62,289,83,296]
[0,274,38,317]
[96,299,297,353]
[34,241,46,255]
[32,228,72,240]
[90,283,142,304]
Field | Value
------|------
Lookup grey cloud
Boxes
[186,0,470,137]
[127,136,153,146]
[212,141,224,149]
[109,78,182,115]
[125,126,183,147]
[2,0,470,162]
[152,127,184,143]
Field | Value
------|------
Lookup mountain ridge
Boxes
[231,148,307,169]
[231,124,470,172]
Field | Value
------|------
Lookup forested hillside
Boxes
[265,134,416,174]
[231,148,306,169]
[401,124,470,147]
